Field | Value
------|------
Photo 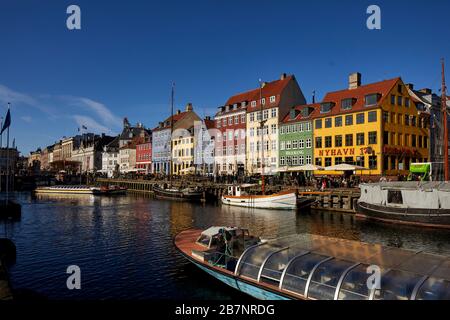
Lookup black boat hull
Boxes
[153,186,203,202]
[356,201,450,229]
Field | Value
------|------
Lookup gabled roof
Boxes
[315,77,400,118]
[217,75,294,116]
[281,103,321,124]
[204,119,215,130]
[152,111,189,132]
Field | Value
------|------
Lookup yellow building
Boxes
[172,130,195,175]
[313,73,429,179]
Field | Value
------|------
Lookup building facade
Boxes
[136,140,152,174]
[101,136,120,178]
[245,73,307,175]
[279,104,318,171]
[214,100,246,175]
[194,117,215,175]
[313,73,429,179]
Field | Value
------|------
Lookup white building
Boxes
[101,136,120,178]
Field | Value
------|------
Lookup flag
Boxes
[82,125,87,130]
[0,108,10,135]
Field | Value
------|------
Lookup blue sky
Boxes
[0,0,449,154]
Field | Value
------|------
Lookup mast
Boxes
[5,103,10,204]
[259,79,265,194]
[169,82,175,181]
[442,59,448,181]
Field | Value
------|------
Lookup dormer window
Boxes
[301,107,311,118]
[251,101,256,107]
[241,101,247,107]
[320,102,334,113]
[289,109,297,120]
[233,103,238,109]
[270,96,276,103]
[364,94,380,107]
[341,98,355,110]
[261,98,266,105]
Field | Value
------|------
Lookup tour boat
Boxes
[357,182,450,228]
[175,226,450,300]
[221,185,298,210]
[34,185,103,195]
[153,184,203,201]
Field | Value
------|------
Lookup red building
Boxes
[136,139,152,174]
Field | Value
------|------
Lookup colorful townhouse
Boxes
[214,95,247,176]
[312,73,429,179]
[245,73,307,175]
[278,104,319,172]
[136,137,152,174]
[171,103,201,175]
[194,116,215,175]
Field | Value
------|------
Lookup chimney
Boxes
[185,103,193,112]
[280,73,287,80]
[159,121,163,128]
[349,72,362,90]
[176,109,181,115]
[405,83,414,90]
[419,88,432,94]
[261,82,267,88]
[205,116,211,121]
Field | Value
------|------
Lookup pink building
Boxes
[136,141,152,174]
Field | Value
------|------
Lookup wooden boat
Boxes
[175,227,450,300]
[100,185,127,195]
[153,184,203,201]
[34,185,102,195]
[357,182,450,229]
[221,185,297,210]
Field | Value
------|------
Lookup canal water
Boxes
[2,192,450,300]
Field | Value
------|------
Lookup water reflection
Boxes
[2,192,449,300]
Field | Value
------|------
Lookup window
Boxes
[404,134,409,146]
[345,134,353,146]
[280,141,285,150]
[250,128,255,137]
[405,97,410,107]
[391,95,396,105]
[299,139,305,149]
[306,156,312,164]
[249,113,254,122]
[365,94,378,106]
[345,115,353,126]
[222,119,227,127]
[388,190,403,204]
[411,116,416,126]
[383,111,389,123]
[335,116,343,127]
[270,96,276,103]
[306,139,312,148]
[315,158,322,166]
[345,157,354,165]
[383,131,389,145]
[404,114,410,126]
[418,135,423,148]
[271,108,277,118]
[271,124,277,134]
[216,120,221,128]
[368,111,377,122]
[320,102,334,113]
[261,98,266,105]
[241,114,245,123]
[316,137,322,148]
[315,119,322,129]
[397,96,403,106]
[369,156,377,169]
[325,118,332,128]
[325,136,332,148]
[263,110,269,120]
[286,141,292,150]
[369,132,377,145]
[299,156,304,166]
[299,123,303,132]
[325,157,332,166]
[280,156,285,166]
[390,156,396,171]
[412,134,417,147]
[356,113,365,124]
[292,140,298,149]
[335,157,343,165]
[341,98,353,110]
[228,131,233,141]
[335,135,343,147]
[391,132,396,146]
[228,117,233,125]
[251,101,256,107]
[234,116,238,124]
[356,133,365,146]
[305,122,311,131]
[424,136,428,148]
[398,133,403,146]
[397,113,402,125]
[271,140,277,151]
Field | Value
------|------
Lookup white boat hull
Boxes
[221,191,297,210]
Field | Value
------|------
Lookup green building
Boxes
[279,104,319,172]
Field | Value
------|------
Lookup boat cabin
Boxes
[226,184,257,196]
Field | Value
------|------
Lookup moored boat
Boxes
[34,185,102,195]
[153,184,203,201]
[221,185,297,210]
[357,182,450,229]
[175,226,450,300]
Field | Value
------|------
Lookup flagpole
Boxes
[5,103,10,204]
[0,117,2,193]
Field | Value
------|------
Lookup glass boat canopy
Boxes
[234,234,450,300]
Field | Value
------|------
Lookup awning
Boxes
[324,163,368,171]
[277,164,325,172]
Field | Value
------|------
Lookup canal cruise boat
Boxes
[175,226,450,300]
[34,185,127,196]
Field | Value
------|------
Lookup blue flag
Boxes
[0,108,10,135]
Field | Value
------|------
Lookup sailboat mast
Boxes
[169,82,175,181]
[259,79,265,195]
[442,59,448,181]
